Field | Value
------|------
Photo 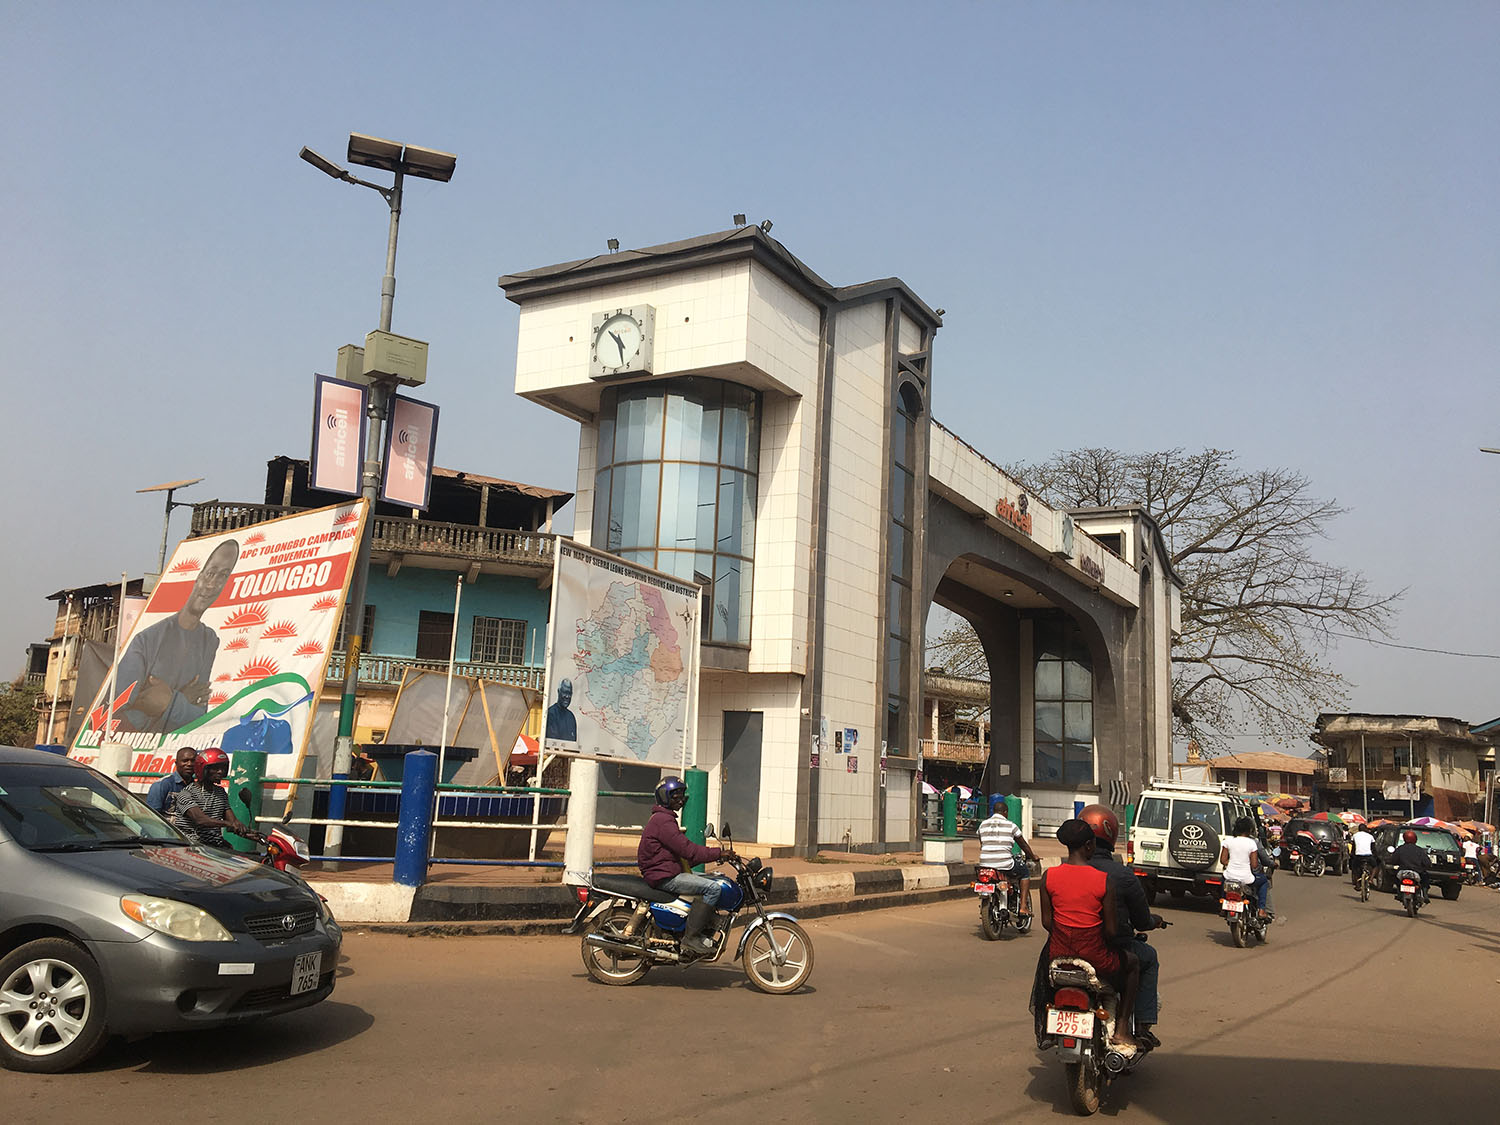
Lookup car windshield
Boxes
[1411,829,1459,853]
[0,763,183,851]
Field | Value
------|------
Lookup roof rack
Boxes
[1146,776,1240,795]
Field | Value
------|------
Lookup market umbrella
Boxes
[1458,820,1495,834]
[1407,816,1451,829]
[1338,811,1367,826]
[1274,797,1302,811]
[1305,812,1337,821]
[920,780,939,796]
[947,785,978,799]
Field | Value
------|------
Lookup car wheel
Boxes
[1441,883,1461,901]
[0,938,109,1074]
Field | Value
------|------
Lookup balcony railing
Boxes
[190,503,556,569]
[325,652,545,691]
[919,738,988,764]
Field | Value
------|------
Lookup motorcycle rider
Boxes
[638,776,737,955]
[1389,828,1432,903]
[1220,816,1269,918]
[1078,803,1164,1049]
[979,794,1041,925]
[171,747,257,849]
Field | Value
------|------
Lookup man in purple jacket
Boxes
[639,776,736,954]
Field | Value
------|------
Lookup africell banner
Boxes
[70,501,369,792]
[310,374,368,497]
[380,393,438,510]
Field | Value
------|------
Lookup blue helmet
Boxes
[990,794,1007,812]
[655,776,688,809]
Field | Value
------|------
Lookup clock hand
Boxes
[609,329,625,362]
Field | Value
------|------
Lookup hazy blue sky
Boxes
[5,3,1496,742]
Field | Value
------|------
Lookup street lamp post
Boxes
[137,477,204,581]
[301,133,455,860]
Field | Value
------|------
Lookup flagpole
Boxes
[104,573,127,758]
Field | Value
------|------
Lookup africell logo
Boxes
[326,409,349,467]
[399,426,420,481]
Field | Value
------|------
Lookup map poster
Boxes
[70,501,368,793]
[542,539,702,771]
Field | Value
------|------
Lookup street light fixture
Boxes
[137,477,203,581]
[301,132,456,861]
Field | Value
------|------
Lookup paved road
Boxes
[11,873,1498,1122]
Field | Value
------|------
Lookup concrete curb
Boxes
[319,859,1060,926]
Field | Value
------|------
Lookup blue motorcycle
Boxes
[566,823,814,994]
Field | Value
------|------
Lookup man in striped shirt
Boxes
[979,795,1042,923]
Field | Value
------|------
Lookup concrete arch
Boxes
[923,492,1147,813]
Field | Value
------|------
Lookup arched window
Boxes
[592,377,758,645]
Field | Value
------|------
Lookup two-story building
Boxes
[1311,712,1487,821]
[1173,746,1316,799]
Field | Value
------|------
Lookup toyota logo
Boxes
[1181,824,1205,841]
[281,914,298,932]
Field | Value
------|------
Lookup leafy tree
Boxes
[928,448,1399,750]
[0,682,42,747]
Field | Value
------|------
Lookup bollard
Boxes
[685,767,708,871]
[1004,794,1023,828]
[562,758,599,886]
[227,752,266,853]
[1074,800,1085,818]
[943,791,958,837]
[393,750,437,887]
[97,744,132,788]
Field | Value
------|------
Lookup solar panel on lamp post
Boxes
[301,133,456,862]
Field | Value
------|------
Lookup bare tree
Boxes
[928,448,1400,751]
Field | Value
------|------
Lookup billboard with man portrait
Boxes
[70,501,368,791]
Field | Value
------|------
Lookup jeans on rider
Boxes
[1251,870,1270,912]
[660,870,723,907]
[1130,938,1159,1025]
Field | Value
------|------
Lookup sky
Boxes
[4,2,1497,743]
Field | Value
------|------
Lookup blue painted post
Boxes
[394,750,437,887]
[1074,800,1085,818]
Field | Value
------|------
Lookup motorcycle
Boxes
[1289,834,1325,878]
[566,823,814,994]
[1043,930,1160,1116]
[1219,879,1270,947]
[1394,868,1425,917]
[974,864,1032,940]
[1461,857,1483,886]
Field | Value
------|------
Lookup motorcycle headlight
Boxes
[121,895,234,942]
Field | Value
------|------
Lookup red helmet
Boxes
[194,747,229,783]
[1079,804,1120,849]
[1402,829,1417,844]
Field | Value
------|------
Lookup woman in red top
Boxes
[1039,818,1142,1050]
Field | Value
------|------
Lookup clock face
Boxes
[596,314,643,369]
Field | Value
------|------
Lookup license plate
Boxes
[973,884,996,894]
[1223,900,1243,912]
[1400,885,1416,894]
[1046,1008,1095,1037]
[290,951,322,995]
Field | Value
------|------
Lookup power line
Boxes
[1330,631,1500,660]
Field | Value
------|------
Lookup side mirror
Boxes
[236,787,254,807]
[705,823,717,839]
[721,821,732,840]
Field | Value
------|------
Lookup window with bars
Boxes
[335,605,376,653]
[471,616,526,665]
[1033,613,1094,785]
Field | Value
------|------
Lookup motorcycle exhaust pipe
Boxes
[585,933,667,960]
[1104,1050,1131,1074]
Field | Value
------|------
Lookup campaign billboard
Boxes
[70,501,369,792]
[541,540,701,771]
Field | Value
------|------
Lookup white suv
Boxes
[1126,778,1260,903]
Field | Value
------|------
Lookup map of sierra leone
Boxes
[574,580,688,760]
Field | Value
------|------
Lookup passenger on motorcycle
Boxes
[1389,829,1432,902]
[171,748,256,849]
[1079,803,1164,1049]
[978,795,1041,923]
[1348,824,1376,887]
[638,777,738,955]
[1038,818,1142,1051]
[1219,817,1269,918]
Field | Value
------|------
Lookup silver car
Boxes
[0,746,341,1072]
